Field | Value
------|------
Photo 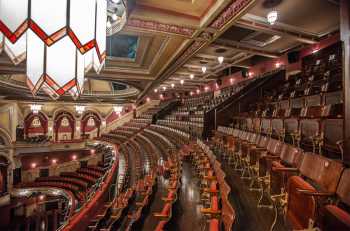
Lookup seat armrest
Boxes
[153,213,169,218]
[297,189,334,197]
[265,155,280,160]
[271,167,298,172]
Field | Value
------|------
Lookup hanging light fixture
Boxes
[0,0,108,99]
[202,66,207,73]
[267,10,278,25]
[218,56,224,64]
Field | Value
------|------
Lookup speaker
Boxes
[216,79,222,86]
[288,51,300,64]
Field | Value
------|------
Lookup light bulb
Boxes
[202,66,207,73]
[218,56,224,64]
[190,74,194,79]
[111,13,118,21]
[106,20,112,28]
[267,11,278,25]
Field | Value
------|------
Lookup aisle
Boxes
[141,176,168,230]
[169,161,204,231]
[216,152,289,231]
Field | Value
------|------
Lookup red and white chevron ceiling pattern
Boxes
[0,0,107,99]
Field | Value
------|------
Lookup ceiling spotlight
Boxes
[75,105,85,114]
[113,106,123,113]
[267,11,278,25]
[275,62,281,68]
[146,97,150,102]
[163,86,167,91]
[180,79,184,85]
[196,89,200,94]
[171,83,175,88]
[154,89,158,93]
[30,104,42,114]
[218,56,224,64]
[106,20,112,28]
[205,86,209,92]
[111,13,118,21]
[190,91,193,96]
[202,66,207,73]
[190,74,194,79]
[248,72,254,77]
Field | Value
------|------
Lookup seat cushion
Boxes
[209,219,220,231]
[287,176,316,230]
[155,220,167,231]
[322,205,350,231]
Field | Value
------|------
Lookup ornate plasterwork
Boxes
[210,0,253,29]
[127,18,195,37]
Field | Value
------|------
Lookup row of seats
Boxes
[17,163,105,204]
[211,126,350,230]
[189,141,235,231]
[153,157,182,231]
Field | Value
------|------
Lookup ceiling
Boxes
[0,0,340,103]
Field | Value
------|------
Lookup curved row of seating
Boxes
[153,157,182,231]
[189,141,235,231]
[211,126,350,230]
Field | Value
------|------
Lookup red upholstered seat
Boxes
[209,219,220,231]
[210,181,217,191]
[155,220,167,231]
[212,196,219,211]
[161,203,171,216]
[323,205,350,231]
[287,176,316,230]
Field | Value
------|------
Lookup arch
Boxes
[81,111,101,138]
[54,111,75,141]
[24,112,48,137]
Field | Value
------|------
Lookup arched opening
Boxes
[24,112,48,139]
[81,111,101,139]
[54,111,75,142]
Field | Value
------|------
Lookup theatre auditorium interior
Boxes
[2,0,350,231]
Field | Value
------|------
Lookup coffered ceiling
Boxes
[0,0,340,103]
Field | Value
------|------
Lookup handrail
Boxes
[203,70,285,138]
